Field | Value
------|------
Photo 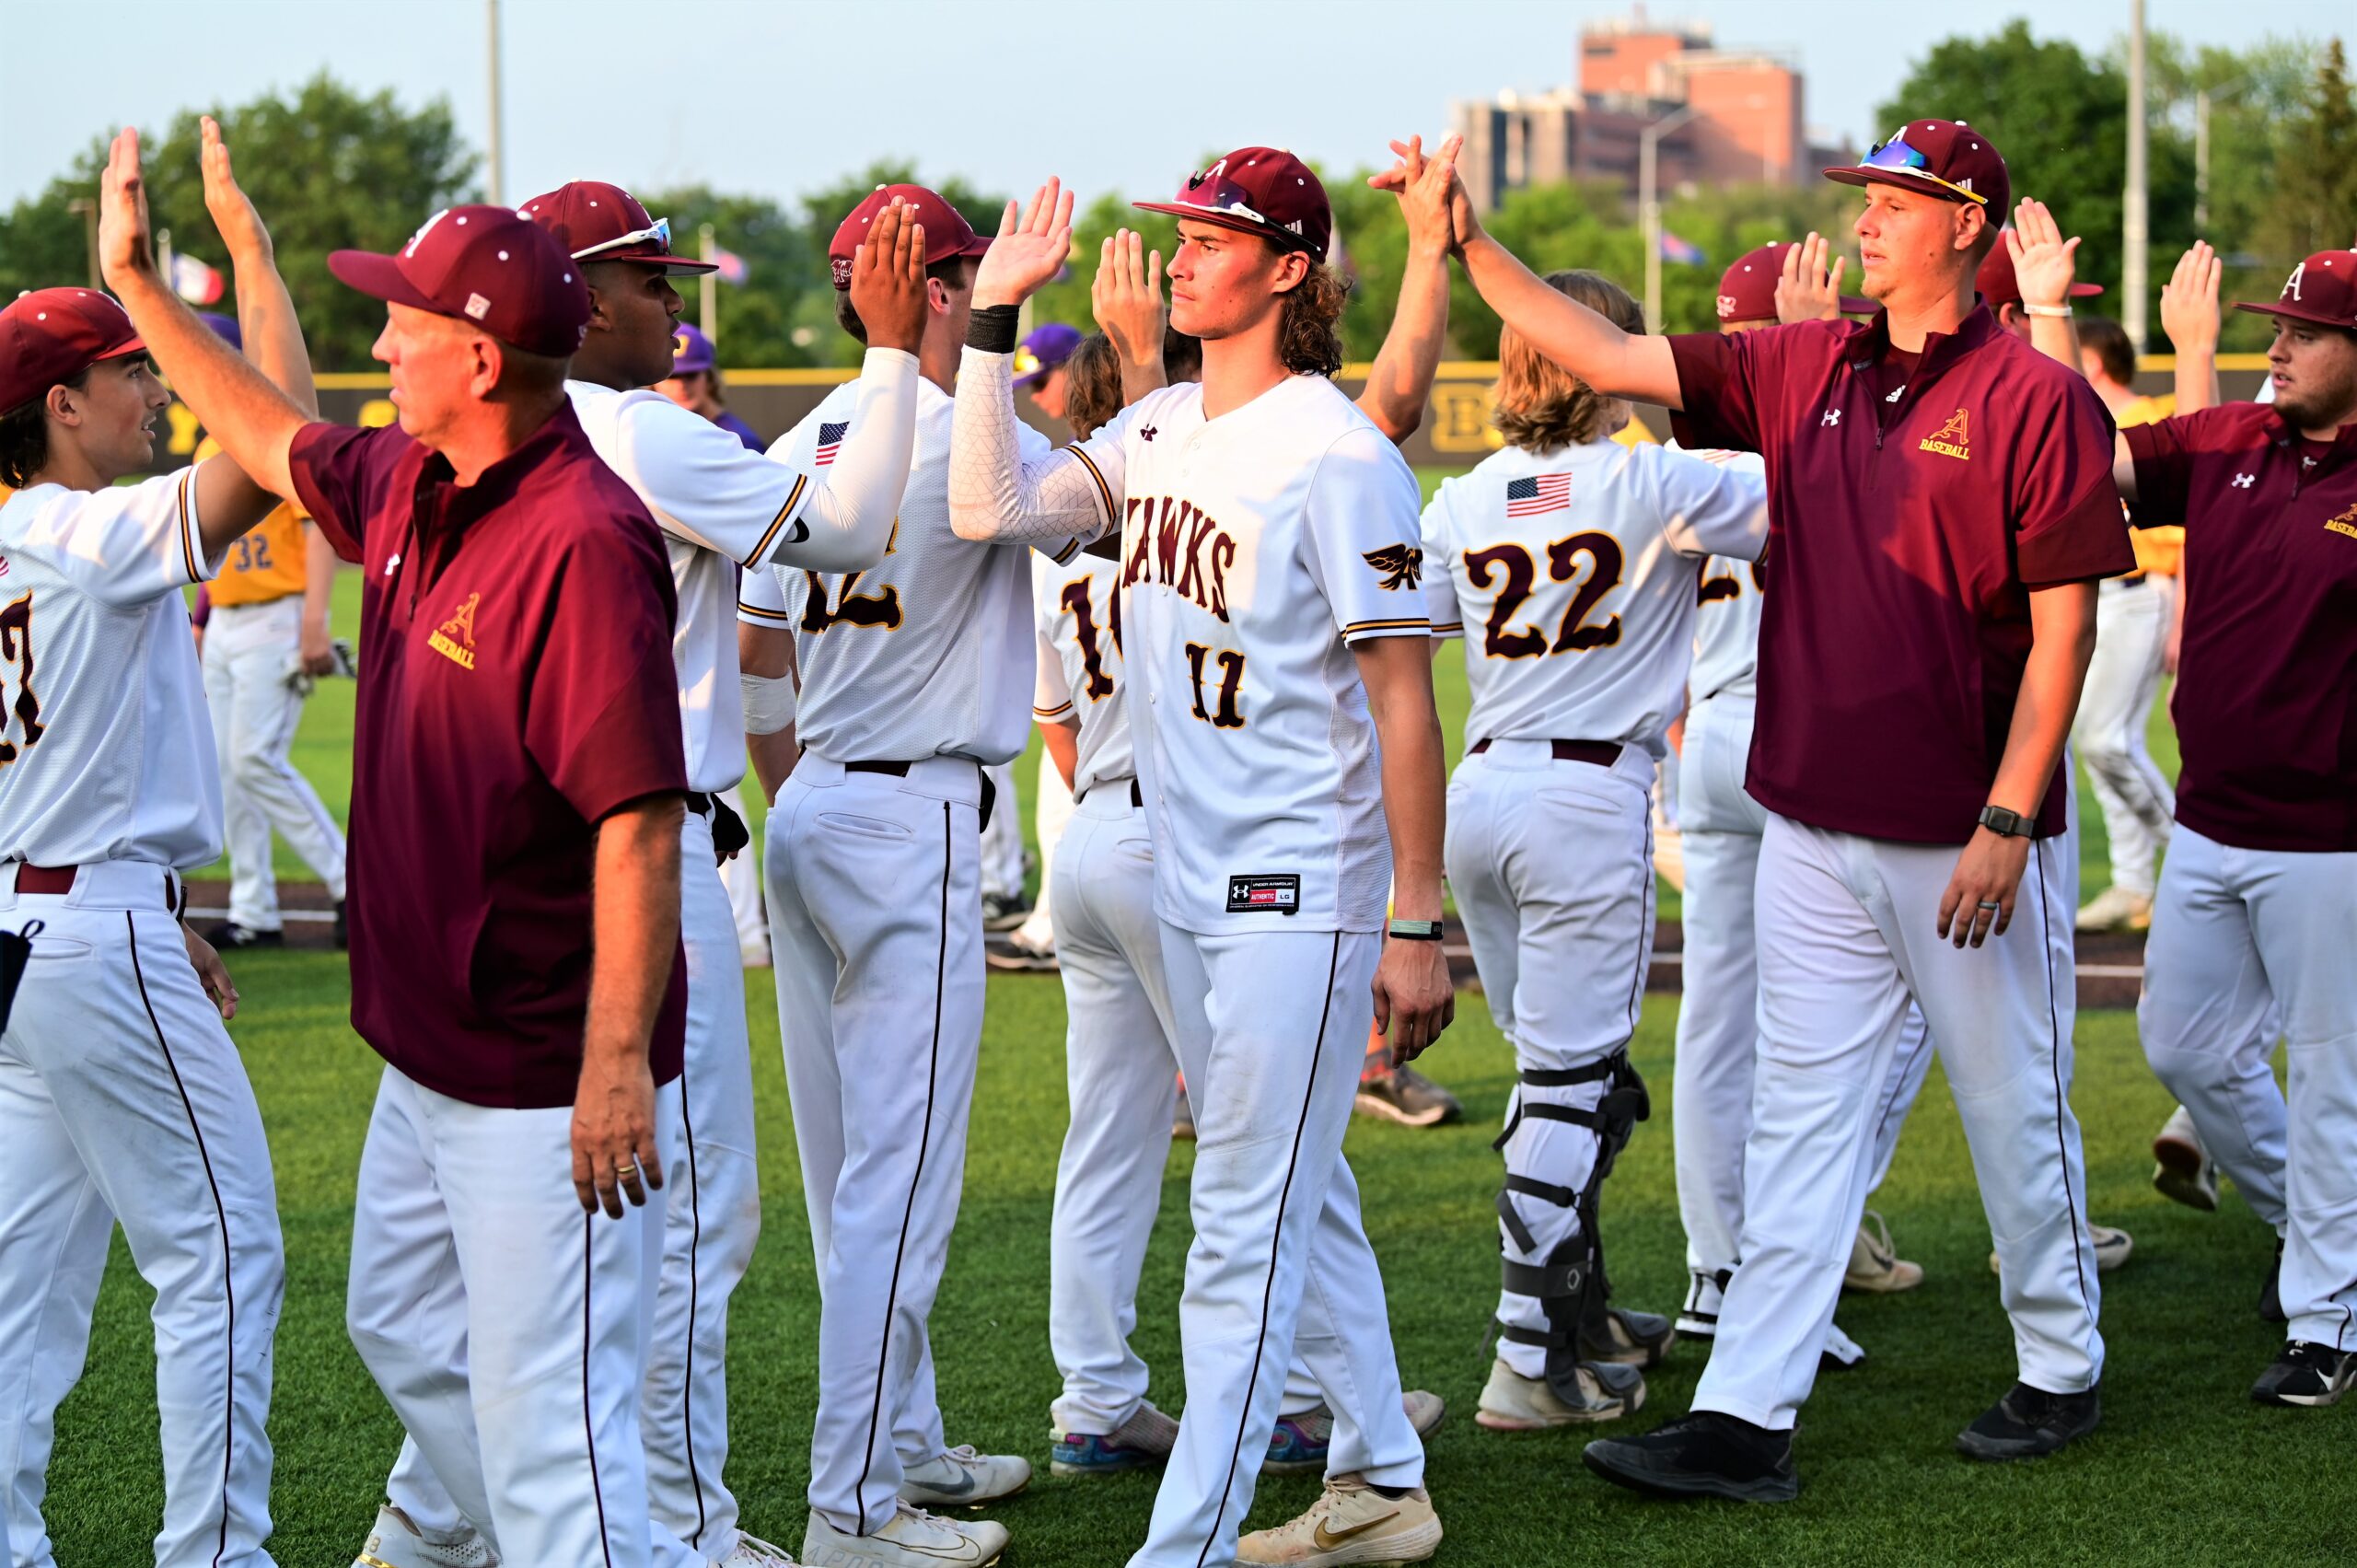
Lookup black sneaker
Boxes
[203,923,284,950]
[333,899,348,951]
[2251,1341,2355,1407]
[1353,1064,1463,1126]
[981,891,1032,932]
[1583,1411,1797,1503]
[1955,1382,2100,1460]
[2259,1238,2286,1324]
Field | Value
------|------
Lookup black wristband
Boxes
[967,305,1020,354]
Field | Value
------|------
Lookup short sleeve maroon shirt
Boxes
[1669,307,2132,843]
[2126,404,2357,853]
[290,406,689,1109]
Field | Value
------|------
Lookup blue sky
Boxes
[0,0,2335,211]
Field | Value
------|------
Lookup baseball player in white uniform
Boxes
[0,133,309,1567]
[1421,268,1767,1434]
[737,182,1046,1568]
[333,182,924,1568]
[949,152,1456,1568]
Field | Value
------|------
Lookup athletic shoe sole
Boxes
[1580,1443,1796,1503]
[1476,1380,1642,1431]
[1352,1090,1452,1127]
[2152,1138,2219,1213]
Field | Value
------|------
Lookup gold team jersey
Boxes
[2111,396,2184,577]
[194,435,310,606]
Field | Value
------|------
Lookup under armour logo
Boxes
[1140,425,1157,442]
[2231,473,2255,489]
[1821,409,1842,427]
[384,552,402,574]
[1886,387,1905,402]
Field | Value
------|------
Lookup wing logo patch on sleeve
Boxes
[1362,542,1422,590]
[1225,874,1301,915]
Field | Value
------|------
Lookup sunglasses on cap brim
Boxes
[573,215,675,260]
[1855,139,1988,205]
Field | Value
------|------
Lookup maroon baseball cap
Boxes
[329,205,591,358]
[1825,120,2010,217]
[0,288,147,413]
[1135,146,1331,263]
[828,185,990,290]
[1714,243,1873,324]
[1976,238,2104,308]
[518,181,717,276]
[2233,250,2357,331]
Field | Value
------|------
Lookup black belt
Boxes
[842,759,996,831]
[2117,570,2149,587]
[1079,777,1144,807]
[1469,738,1622,768]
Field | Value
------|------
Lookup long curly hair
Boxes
[1278,261,1349,378]
[1493,270,1642,452]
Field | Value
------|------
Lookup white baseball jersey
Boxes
[738,375,1075,765]
[1031,549,1133,800]
[569,347,917,792]
[1072,377,1430,934]
[1674,444,1767,705]
[1422,437,1767,755]
[0,472,226,869]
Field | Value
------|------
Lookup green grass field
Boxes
[42,960,2338,1565]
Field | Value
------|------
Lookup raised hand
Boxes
[97,126,160,291]
[847,198,928,354]
[200,116,274,265]
[2005,198,2083,309]
[1091,228,1164,367]
[2158,239,2222,355]
[1371,135,1483,254]
[1774,230,1850,324]
[973,178,1074,311]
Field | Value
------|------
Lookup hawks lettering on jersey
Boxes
[1121,494,1236,622]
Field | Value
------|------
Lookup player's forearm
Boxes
[785,347,919,572]
[300,523,334,635]
[113,270,305,534]
[1358,639,1448,921]
[2026,312,2081,373]
[2171,342,2219,415]
[1989,581,2097,818]
[585,794,685,1069]
[1458,233,1684,410]
[1357,243,1451,444]
[1119,352,1168,408]
[230,230,319,422]
[747,727,799,805]
[947,344,1111,543]
[1040,719,1079,794]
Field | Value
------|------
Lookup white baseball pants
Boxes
[2140,825,2357,1349]
[715,785,768,962]
[2071,577,2174,900]
[1444,740,1657,1373]
[0,864,284,1568]
[978,761,1025,904]
[1132,927,1421,1568]
[1672,693,1934,1282]
[199,597,346,934]
[1046,788,1181,1435]
[1694,815,2103,1430]
[765,755,986,1537]
[643,809,761,1559]
[1013,754,1074,953]
[351,1065,679,1568]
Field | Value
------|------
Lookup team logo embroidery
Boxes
[2231,473,2256,489]
[463,292,493,321]
[2283,261,2305,302]
[1919,407,1971,460]
[429,592,480,671]
[1821,409,1842,427]
[1363,543,1422,590]
[1715,294,1738,320]
[2326,501,2357,540]
[1140,425,1157,442]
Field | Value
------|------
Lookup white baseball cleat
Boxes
[2073,883,2153,932]
[351,1504,496,1568]
[897,1444,1031,1507]
[802,1504,1007,1567]
[1236,1472,1443,1565]
[720,1533,801,1566]
[1843,1209,1926,1293]
[1990,1223,2134,1276]
[2153,1105,2220,1212]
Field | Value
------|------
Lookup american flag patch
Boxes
[815,421,849,467]
[1506,473,1571,517]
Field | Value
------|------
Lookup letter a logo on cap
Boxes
[2285,261,2306,301]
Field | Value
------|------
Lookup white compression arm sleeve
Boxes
[946,345,1117,543]
[740,670,797,736]
[777,346,922,573]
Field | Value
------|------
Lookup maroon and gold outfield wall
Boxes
[139,357,2276,475]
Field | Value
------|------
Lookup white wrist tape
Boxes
[741,671,797,736]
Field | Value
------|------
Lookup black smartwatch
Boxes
[1977,805,2033,839]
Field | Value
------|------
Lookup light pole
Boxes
[2194,76,2251,235]
[1642,106,1698,335]
[2124,0,2149,350]
[485,0,505,204]
[700,223,718,340]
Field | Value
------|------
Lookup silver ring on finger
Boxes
[1976,900,2003,912]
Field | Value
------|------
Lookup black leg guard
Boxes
[1492,1051,1660,1403]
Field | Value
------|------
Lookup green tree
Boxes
[632,184,818,366]
[2258,39,2357,269]
[0,75,477,371]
